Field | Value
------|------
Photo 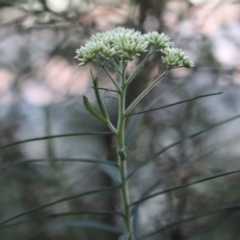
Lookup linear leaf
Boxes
[91,71,109,119]
[188,210,240,239]
[127,92,222,116]
[91,87,118,93]
[38,220,123,234]
[131,149,215,239]
[100,164,120,184]
[0,131,113,151]
[0,186,120,226]
[136,204,240,240]
[0,210,123,229]
[128,114,240,178]
[131,113,240,237]
[0,158,117,169]
[83,95,108,122]
[131,168,240,206]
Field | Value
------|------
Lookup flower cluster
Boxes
[75,27,147,65]
[145,32,174,50]
[75,27,194,68]
[161,47,195,68]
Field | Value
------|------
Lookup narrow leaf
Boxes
[38,220,123,234]
[100,164,120,183]
[188,210,240,239]
[136,204,240,240]
[0,158,117,169]
[0,186,120,226]
[91,87,118,93]
[0,131,113,150]
[132,149,215,238]
[127,92,222,116]
[83,95,107,123]
[0,210,123,229]
[128,114,240,178]
[91,70,109,119]
[131,168,240,206]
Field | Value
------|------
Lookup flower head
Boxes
[75,27,194,69]
[161,47,194,69]
[75,27,148,65]
[145,32,174,51]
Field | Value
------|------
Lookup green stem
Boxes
[107,120,117,134]
[98,62,121,92]
[110,58,122,75]
[116,66,134,240]
[126,69,169,115]
[93,60,133,237]
[126,49,154,86]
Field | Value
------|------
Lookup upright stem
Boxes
[116,65,134,240]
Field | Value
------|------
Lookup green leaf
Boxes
[136,204,240,240]
[128,114,240,178]
[131,149,215,239]
[83,95,108,123]
[131,168,240,206]
[127,92,222,116]
[38,220,124,234]
[100,164,120,183]
[91,87,118,93]
[188,210,240,239]
[0,131,113,151]
[0,186,120,226]
[0,158,117,169]
[91,70,109,119]
[0,211,123,229]
[130,113,240,239]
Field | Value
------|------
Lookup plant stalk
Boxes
[116,66,134,240]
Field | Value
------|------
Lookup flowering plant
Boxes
[2,25,240,240]
[75,27,194,240]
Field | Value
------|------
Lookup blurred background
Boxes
[1,0,240,239]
